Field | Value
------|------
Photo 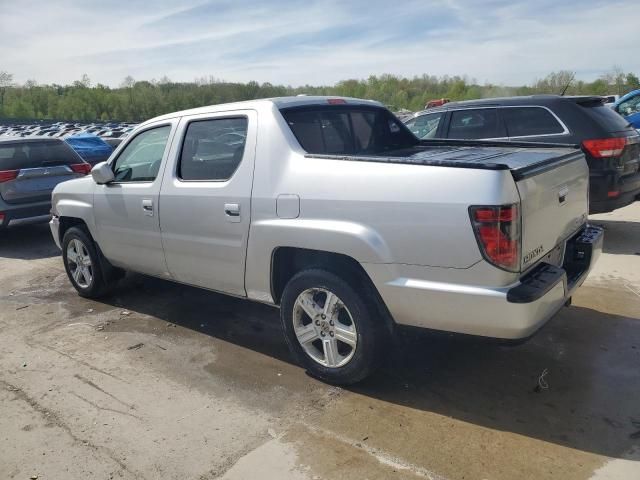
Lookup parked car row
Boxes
[404,95,640,213]
[0,121,137,141]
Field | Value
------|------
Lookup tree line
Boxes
[0,69,638,123]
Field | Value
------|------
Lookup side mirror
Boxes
[91,161,115,184]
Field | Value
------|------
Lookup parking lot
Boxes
[1,203,639,480]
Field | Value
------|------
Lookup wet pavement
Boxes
[1,204,639,479]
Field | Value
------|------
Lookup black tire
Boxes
[280,269,383,385]
[62,226,116,298]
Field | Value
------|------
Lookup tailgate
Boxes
[0,166,80,204]
[515,153,589,272]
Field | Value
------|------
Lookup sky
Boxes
[0,0,638,87]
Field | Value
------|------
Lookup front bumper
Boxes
[366,225,603,340]
[50,215,61,249]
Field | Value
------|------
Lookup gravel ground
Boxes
[1,203,639,480]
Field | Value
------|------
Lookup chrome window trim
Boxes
[411,105,571,140]
[500,105,570,138]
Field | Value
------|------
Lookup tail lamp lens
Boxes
[0,170,18,183]
[70,163,92,175]
[582,138,627,158]
[469,204,520,271]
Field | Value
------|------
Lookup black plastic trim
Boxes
[507,263,566,304]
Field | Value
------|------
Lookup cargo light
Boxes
[469,204,521,271]
[70,163,92,175]
[0,170,18,183]
[582,138,627,158]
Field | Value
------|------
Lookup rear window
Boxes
[280,106,418,155]
[502,107,565,137]
[580,103,631,133]
[0,141,80,170]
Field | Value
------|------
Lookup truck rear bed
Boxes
[306,141,583,180]
[307,141,589,273]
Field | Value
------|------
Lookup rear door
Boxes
[0,140,87,204]
[93,122,176,276]
[158,110,257,296]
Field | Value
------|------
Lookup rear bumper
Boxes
[589,170,640,213]
[0,200,52,228]
[367,225,603,340]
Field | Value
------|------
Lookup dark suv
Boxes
[405,95,640,213]
[0,137,91,229]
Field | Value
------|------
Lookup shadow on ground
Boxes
[92,272,640,461]
[0,223,58,260]
[590,219,640,255]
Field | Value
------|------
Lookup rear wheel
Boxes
[62,226,116,298]
[280,269,383,385]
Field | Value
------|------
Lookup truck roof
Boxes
[142,96,383,126]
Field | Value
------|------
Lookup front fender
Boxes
[51,178,97,239]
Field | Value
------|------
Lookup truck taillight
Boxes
[582,138,627,158]
[469,204,521,272]
[0,170,18,183]
[70,163,92,175]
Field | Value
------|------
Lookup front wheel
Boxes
[62,226,115,298]
[280,269,383,385]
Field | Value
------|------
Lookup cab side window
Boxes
[112,126,171,182]
[179,117,248,181]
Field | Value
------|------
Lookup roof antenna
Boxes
[560,72,575,96]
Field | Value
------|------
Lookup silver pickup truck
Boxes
[50,96,603,384]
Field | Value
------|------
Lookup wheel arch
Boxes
[270,247,395,333]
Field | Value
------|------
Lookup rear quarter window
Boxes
[502,107,565,137]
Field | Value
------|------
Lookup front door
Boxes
[159,110,257,296]
[93,123,175,276]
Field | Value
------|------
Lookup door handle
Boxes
[224,203,241,223]
[142,199,154,216]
